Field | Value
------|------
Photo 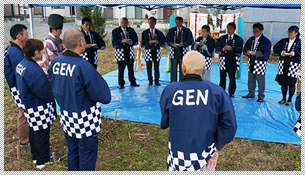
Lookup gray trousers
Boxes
[201,69,211,81]
[247,72,265,99]
[200,164,215,171]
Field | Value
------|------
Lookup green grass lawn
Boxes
[3,42,301,171]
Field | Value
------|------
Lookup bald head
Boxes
[182,51,206,75]
[63,28,84,49]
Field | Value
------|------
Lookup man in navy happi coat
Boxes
[48,29,111,171]
[215,22,243,97]
[112,17,140,89]
[160,51,237,171]
[165,16,194,82]
[242,23,271,102]
[141,16,165,86]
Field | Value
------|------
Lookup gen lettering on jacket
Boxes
[16,63,26,76]
[52,62,76,77]
[172,89,209,106]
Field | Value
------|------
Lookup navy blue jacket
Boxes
[160,74,237,170]
[4,42,25,107]
[48,50,111,139]
[15,57,56,131]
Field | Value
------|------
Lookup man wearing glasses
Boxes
[242,23,271,102]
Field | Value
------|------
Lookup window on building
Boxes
[70,6,75,15]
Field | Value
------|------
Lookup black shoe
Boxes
[229,94,234,97]
[131,83,140,87]
[285,101,292,106]
[278,99,286,104]
[148,81,153,85]
[155,82,161,86]
[242,95,255,98]
[257,98,263,102]
[119,85,124,89]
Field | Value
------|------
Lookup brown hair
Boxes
[22,39,44,57]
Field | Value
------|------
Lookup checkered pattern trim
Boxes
[169,47,189,59]
[10,87,23,107]
[205,57,212,70]
[144,49,161,61]
[169,47,175,59]
[167,142,216,171]
[293,116,301,137]
[235,56,240,71]
[23,102,56,131]
[80,52,88,61]
[130,47,135,59]
[182,47,188,56]
[218,57,226,70]
[277,60,284,75]
[94,51,98,65]
[288,62,300,78]
[218,56,240,71]
[59,102,102,139]
[115,47,135,61]
[248,58,268,75]
[115,48,124,61]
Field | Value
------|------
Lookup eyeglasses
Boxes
[252,30,261,33]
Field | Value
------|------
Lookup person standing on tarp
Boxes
[273,26,301,106]
[215,22,243,97]
[112,17,140,89]
[293,71,301,137]
[80,17,106,69]
[159,51,237,171]
[141,16,165,86]
[4,24,30,147]
[192,25,215,81]
[41,14,65,75]
[242,23,271,102]
[48,28,111,171]
[165,16,194,82]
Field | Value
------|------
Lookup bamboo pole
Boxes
[115,109,118,121]
[16,145,20,159]
[52,152,57,165]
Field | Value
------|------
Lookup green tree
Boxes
[79,6,107,39]
[207,8,223,31]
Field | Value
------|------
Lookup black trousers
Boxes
[146,60,160,83]
[170,57,184,82]
[118,57,136,86]
[220,68,237,95]
[29,127,50,165]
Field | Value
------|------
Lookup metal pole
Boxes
[29,5,34,38]
[269,22,273,43]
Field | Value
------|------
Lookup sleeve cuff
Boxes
[215,143,226,151]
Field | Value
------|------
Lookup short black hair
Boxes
[227,22,236,30]
[148,17,156,23]
[49,27,61,33]
[201,25,210,32]
[82,17,91,25]
[10,24,27,40]
[175,16,183,23]
[253,23,264,31]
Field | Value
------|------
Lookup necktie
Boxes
[177,29,181,43]
[151,30,154,40]
[124,29,127,38]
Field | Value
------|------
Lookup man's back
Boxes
[160,74,237,171]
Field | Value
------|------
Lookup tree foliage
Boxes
[79,6,107,39]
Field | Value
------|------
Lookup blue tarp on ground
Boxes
[100,57,300,145]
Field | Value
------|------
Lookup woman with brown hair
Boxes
[15,39,56,170]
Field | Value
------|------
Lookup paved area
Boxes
[4,20,167,45]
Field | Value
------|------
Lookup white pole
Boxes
[29,5,34,38]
